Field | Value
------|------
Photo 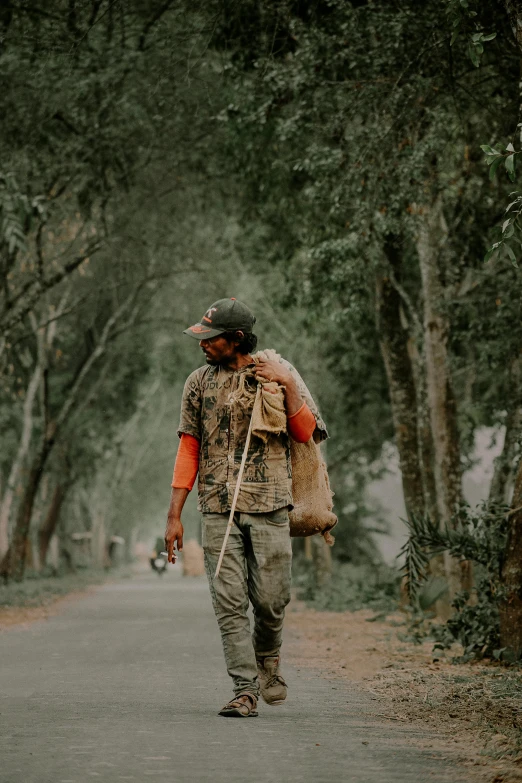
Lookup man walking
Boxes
[165,298,327,717]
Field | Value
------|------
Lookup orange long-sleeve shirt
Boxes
[171,403,316,490]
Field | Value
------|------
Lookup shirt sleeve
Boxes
[287,402,317,443]
[177,369,203,440]
[171,434,200,490]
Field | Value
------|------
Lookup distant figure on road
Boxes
[149,537,167,576]
[165,298,327,717]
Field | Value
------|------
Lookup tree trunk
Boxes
[1,282,144,581]
[0,358,41,557]
[503,1,522,53]
[376,238,425,521]
[406,336,439,527]
[126,526,138,564]
[0,436,54,581]
[38,484,67,569]
[417,196,468,603]
[0,301,67,561]
[91,511,107,568]
[489,355,522,506]
[499,455,522,658]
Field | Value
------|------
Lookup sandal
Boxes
[218,692,258,718]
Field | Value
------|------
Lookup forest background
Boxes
[2,0,522,658]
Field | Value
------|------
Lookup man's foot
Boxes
[256,656,287,705]
[218,692,258,718]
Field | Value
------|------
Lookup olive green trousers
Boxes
[202,507,292,696]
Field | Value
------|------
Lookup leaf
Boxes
[506,154,515,175]
[489,156,503,180]
[450,30,459,46]
[482,33,496,41]
[502,219,511,233]
[484,247,497,263]
[506,142,515,153]
[418,578,448,611]
[469,45,480,67]
[480,145,497,156]
[505,244,517,266]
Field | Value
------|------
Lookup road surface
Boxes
[1,570,464,782]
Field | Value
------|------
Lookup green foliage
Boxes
[0,173,35,256]
[402,504,508,593]
[0,568,115,609]
[431,585,502,661]
[402,504,509,659]
[3,0,522,587]
[211,0,519,466]
[294,560,400,614]
[480,141,522,267]
[445,0,497,66]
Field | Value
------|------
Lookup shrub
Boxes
[401,503,508,660]
[294,560,401,613]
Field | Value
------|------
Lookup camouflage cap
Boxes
[183,298,256,340]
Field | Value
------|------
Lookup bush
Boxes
[0,568,121,609]
[402,503,508,660]
[294,560,401,613]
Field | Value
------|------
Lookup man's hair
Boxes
[223,330,258,354]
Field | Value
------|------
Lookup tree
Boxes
[207,0,519,606]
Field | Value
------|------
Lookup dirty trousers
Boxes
[202,507,293,697]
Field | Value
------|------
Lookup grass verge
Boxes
[0,566,132,627]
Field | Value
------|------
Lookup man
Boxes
[165,297,327,717]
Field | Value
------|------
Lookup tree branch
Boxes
[138,0,177,51]
[0,242,102,344]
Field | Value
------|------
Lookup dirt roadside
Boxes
[0,584,103,629]
[286,602,522,783]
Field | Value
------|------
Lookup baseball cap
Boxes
[183,298,256,340]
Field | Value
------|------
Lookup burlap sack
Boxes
[250,350,337,544]
[288,439,337,544]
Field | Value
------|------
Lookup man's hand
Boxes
[254,359,303,416]
[254,359,292,386]
[165,487,190,563]
[164,516,184,564]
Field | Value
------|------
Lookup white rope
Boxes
[214,384,261,580]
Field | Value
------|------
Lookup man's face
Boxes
[199,334,237,365]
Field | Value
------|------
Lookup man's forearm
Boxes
[169,487,190,519]
[283,375,304,416]
[165,488,187,561]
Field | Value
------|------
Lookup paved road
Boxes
[2,570,464,783]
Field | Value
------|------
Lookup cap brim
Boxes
[183,324,226,340]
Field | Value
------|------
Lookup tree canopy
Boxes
[2,0,522,660]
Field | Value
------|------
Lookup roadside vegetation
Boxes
[0,568,114,610]
[3,0,522,676]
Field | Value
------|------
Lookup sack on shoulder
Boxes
[249,349,337,544]
[289,439,337,544]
